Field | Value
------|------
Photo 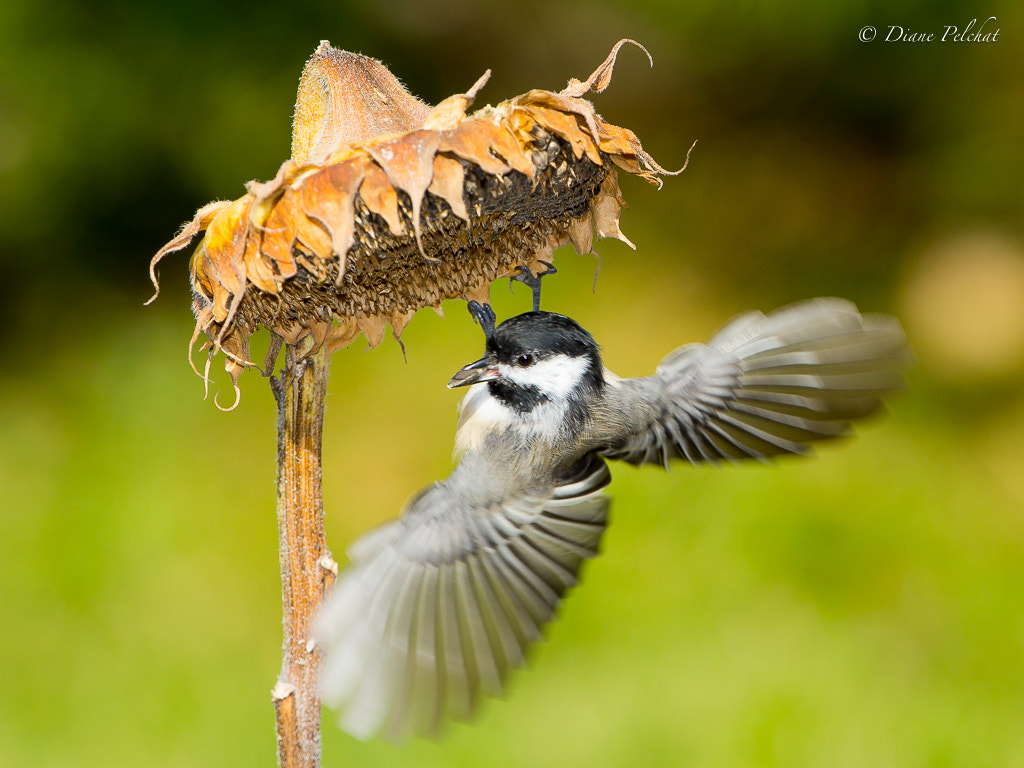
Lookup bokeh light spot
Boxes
[900,231,1024,381]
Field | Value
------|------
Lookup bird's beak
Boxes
[447,355,500,389]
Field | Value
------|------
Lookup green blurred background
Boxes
[2,1,1023,766]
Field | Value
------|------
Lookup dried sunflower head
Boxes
[148,39,688,405]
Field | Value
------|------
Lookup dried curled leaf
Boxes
[149,40,688,396]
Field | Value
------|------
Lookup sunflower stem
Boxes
[271,339,335,768]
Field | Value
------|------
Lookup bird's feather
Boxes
[316,454,611,742]
[596,298,910,466]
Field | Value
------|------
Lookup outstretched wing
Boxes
[597,298,910,466]
[316,454,611,743]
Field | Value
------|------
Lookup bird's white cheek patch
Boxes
[501,355,589,398]
[455,355,590,453]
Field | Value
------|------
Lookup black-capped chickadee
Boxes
[316,298,910,742]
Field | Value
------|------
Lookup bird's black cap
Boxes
[487,311,600,364]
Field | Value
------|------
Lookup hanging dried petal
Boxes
[422,70,491,131]
[591,172,635,250]
[356,315,388,349]
[567,212,595,256]
[365,130,441,253]
[561,39,653,97]
[325,317,360,353]
[358,163,404,237]
[427,155,469,222]
[300,161,366,274]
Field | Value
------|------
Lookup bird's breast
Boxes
[454,383,575,456]
[454,385,515,455]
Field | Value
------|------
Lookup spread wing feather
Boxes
[316,454,611,743]
[599,298,910,467]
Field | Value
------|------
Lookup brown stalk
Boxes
[270,338,334,768]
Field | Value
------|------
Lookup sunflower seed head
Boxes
[149,40,688,401]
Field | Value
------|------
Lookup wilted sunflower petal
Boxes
[561,38,653,98]
[365,130,441,250]
[357,315,388,349]
[147,199,232,304]
[359,164,404,237]
[427,155,469,222]
[201,197,250,301]
[423,69,491,131]
[299,160,366,279]
[567,212,595,256]
[438,119,514,176]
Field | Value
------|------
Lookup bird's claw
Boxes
[467,300,496,339]
[511,261,558,312]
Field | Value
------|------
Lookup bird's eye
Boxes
[516,353,535,367]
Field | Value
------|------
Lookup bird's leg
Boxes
[467,300,497,340]
[511,261,557,312]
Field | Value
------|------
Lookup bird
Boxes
[315,298,910,743]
